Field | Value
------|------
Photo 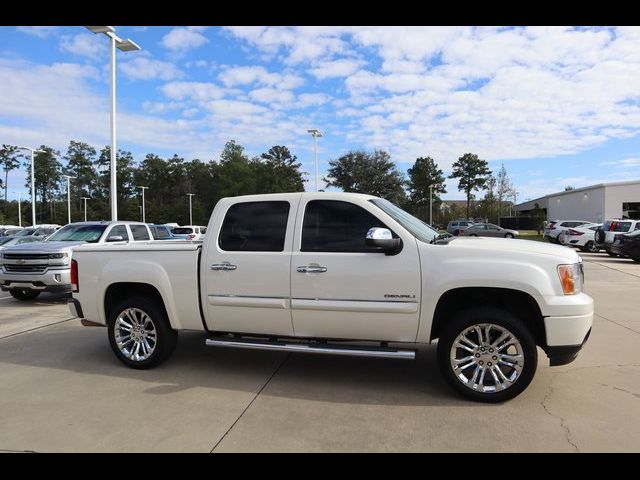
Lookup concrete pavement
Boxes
[0,252,638,452]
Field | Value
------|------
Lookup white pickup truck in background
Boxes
[69,192,594,402]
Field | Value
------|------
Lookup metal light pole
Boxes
[187,193,195,226]
[12,191,22,227]
[307,129,323,192]
[81,197,90,222]
[85,26,141,221]
[138,186,148,223]
[429,184,433,226]
[63,175,76,224]
[17,146,44,227]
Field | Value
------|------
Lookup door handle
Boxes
[297,265,327,273]
[210,263,237,271]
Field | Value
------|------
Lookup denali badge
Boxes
[384,294,416,299]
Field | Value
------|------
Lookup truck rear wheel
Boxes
[10,289,41,301]
[437,307,538,403]
[107,296,177,369]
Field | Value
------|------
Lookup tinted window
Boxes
[302,200,390,253]
[47,224,108,243]
[201,227,207,234]
[219,201,290,252]
[107,225,129,242]
[172,227,193,235]
[130,225,150,241]
[451,222,458,227]
[151,226,170,239]
[635,223,640,231]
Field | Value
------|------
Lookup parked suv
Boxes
[0,221,154,301]
[171,225,207,241]
[447,220,474,236]
[595,219,640,256]
[544,220,591,243]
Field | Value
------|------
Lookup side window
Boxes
[107,224,130,242]
[219,201,290,252]
[130,224,151,241]
[153,226,170,239]
[635,223,640,231]
[301,200,391,253]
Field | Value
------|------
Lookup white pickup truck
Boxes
[69,193,593,402]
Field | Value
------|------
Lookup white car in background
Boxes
[559,223,602,252]
[171,225,207,241]
[544,220,591,243]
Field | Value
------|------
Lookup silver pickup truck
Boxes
[0,221,154,300]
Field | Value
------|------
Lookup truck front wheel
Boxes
[10,289,41,301]
[107,296,177,369]
[437,307,538,403]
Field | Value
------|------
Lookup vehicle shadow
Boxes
[0,291,71,306]
[0,324,477,407]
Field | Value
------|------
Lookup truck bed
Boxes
[73,242,204,331]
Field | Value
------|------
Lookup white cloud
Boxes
[249,88,294,105]
[600,158,640,168]
[309,58,363,79]
[120,57,183,81]
[16,26,57,39]
[297,93,330,108]
[161,81,226,101]
[218,65,303,89]
[162,27,209,52]
[59,33,106,59]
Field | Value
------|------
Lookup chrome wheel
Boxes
[114,308,158,362]
[450,323,524,393]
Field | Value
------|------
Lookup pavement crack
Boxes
[540,374,580,452]
[209,352,291,453]
[594,313,640,335]
[0,317,76,341]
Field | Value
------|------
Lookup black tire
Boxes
[607,251,619,257]
[107,296,177,369]
[437,307,538,403]
[469,233,478,237]
[453,230,460,236]
[582,241,599,253]
[633,257,640,263]
[595,228,606,244]
[504,233,514,238]
[9,289,41,301]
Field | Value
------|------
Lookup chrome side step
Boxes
[205,337,416,360]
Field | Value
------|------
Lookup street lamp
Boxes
[429,184,433,226]
[81,197,90,222]
[307,129,323,192]
[138,186,148,223]
[63,175,76,225]
[85,26,141,221]
[17,146,44,227]
[187,193,195,226]
[11,191,22,227]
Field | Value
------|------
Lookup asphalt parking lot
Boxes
[1,251,639,452]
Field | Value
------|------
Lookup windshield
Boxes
[14,228,35,237]
[46,224,108,243]
[369,198,439,243]
[0,237,14,246]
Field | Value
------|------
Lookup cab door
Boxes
[290,197,421,342]
[203,196,299,336]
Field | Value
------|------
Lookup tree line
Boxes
[0,141,516,227]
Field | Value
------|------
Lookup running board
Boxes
[205,336,416,360]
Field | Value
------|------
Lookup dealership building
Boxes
[514,180,640,222]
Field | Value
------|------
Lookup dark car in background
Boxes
[609,230,640,262]
[459,223,519,238]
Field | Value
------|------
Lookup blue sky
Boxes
[2,26,640,202]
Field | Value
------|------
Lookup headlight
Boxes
[48,252,68,259]
[557,263,583,295]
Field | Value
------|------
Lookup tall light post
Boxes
[85,26,141,221]
[138,186,148,223]
[63,175,76,225]
[187,193,195,226]
[307,129,323,192]
[11,191,22,227]
[81,197,90,222]
[17,146,44,227]
[429,184,433,226]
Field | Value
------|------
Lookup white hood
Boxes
[446,236,580,262]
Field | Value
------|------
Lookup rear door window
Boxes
[130,224,151,241]
[219,201,290,252]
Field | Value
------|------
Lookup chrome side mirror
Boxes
[365,227,402,255]
[106,235,124,242]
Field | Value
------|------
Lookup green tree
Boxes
[24,146,62,224]
[496,164,514,220]
[216,140,257,197]
[257,145,305,193]
[95,146,137,220]
[64,141,98,218]
[406,156,447,222]
[325,149,406,203]
[449,153,492,219]
[0,144,20,217]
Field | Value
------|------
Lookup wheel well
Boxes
[430,287,546,347]
[104,283,168,321]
